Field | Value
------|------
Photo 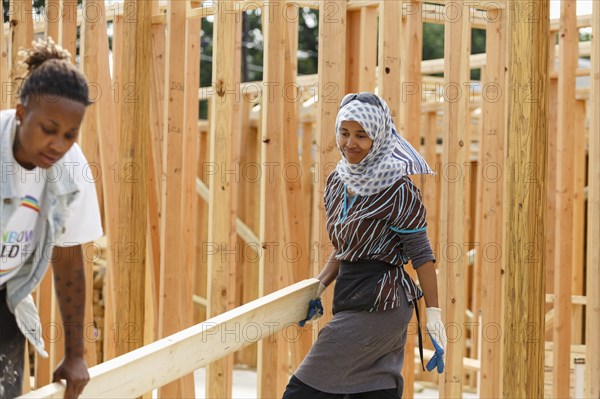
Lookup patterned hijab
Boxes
[335,93,434,196]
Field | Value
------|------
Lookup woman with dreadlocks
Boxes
[0,38,102,399]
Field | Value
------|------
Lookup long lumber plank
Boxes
[585,0,600,396]
[18,280,320,399]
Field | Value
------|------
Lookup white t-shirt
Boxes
[0,132,103,287]
[0,164,47,285]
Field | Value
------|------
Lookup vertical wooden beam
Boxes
[112,14,124,131]
[345,9,360,93]
[206,0,238,397]
[553,1,577,396]
[0,0,10,110]
[570,99,586,345]
[258,1,288,397]
[9,0,34,107]
[45,0,60,42]
[400,2,423,396]
[79,0,105,368]
[545,77,557,317]
[441,1,470,397]
[502,1,549,397]
[116,0,151,360]
[89,0,120,362]
[423,112,439,249]
[403,0,423,149]
[158,0,195,397]
[377,0,401,121]
[358,6,377,92]
[479,5,506,398]
[59,0,78,63]
[312,0,346,327]
[585,0,600,396]
[281,2,313,370]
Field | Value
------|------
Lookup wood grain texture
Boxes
[553,1,577,396]
[479,5,506,398]
[585,0,600,396]
[502,1,549,397]
[441,0,470,396]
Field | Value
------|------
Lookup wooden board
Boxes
[478,5,506,398]
[258,1,288,396]
[502,1,549,397]
[205,0,239,396]
[19,280,320,399]
[59,0,78,63]
[157,1,194,396]
[585,1,600,396]
[0,0,9,110]
[553,1,577,396]
[115,0,151,360]
[440,0,470,396]
[9,0,34,107]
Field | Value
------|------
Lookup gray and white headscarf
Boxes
[335,93,434,196]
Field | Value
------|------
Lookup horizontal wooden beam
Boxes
[3,2,595,36]
[18,279,320,399]
[545,294,587,306]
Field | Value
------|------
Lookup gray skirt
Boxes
[294,290,414,396]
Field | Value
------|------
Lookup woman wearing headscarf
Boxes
[283,93,446,399]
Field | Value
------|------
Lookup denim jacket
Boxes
[1,109,81,356]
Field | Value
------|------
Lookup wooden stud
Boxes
[281,2,313,371]
[585,0,600,396]
[401,2,423,396]
[116,0,151,360]
[377,0,401,121]
[45,0,60,42]
[91,0,120,363]
[0,0,10,110]
[34,272,55,386]
[258,0,288,397]
[502,1,549,397]
[312,0,346,330]
[8,0,34,108]
[205,0,239,397]
[570,99,586,345]
[440,0,470,397]
[358,6,377,92]
[59,0,78,63]
[79,3,104,367]
[111,14,124,131]
[553,1,577,396]
[157,0,194,397]
[478,5,506,398]
[345,9,360,93]
[545,77,558,323]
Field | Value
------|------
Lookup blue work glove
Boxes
[425,307,446,374]
[298,283,326,327]
[426,330,445,373]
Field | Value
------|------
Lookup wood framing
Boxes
[553,1,577,395]
[157,0,196,396]
[0,0,8,111]
[312,0,346,320]
[59,0,78,62]
[206,0,239,397]
[8,0,34,107]
[115,0,151,358]
[586,1,600,396]
[20,280,320,399]
[258,1,289,396]
[440,0,470,396]
[377,0,401,120]
[502,1,549,397]
[478,4,506,398]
